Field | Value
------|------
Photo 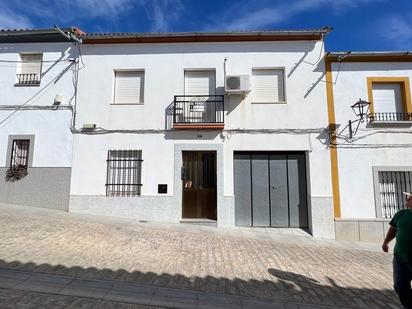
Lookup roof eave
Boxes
[325,51,412,63]
[0,27,81,43]
[82,29,331,44]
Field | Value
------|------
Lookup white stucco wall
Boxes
[332,62,412,219]
[0,43,76,168]
[72,41,330,192]
[74,41,327,130]
[70,40,333,234]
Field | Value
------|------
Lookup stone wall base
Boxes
[335,218,390,243]
[0,167,71,211]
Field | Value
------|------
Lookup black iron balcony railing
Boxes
[173,95,224,125]
[16,73,40,85]
[368,112,412,122]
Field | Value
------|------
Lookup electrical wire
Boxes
[225,128,324,134]
[71,127,325,135]
[0,105,72,110]
[0,62,74,69]
[0,61,76,126]
[334,144,412,149]
[77,43,85,70]
[0,59,75,63]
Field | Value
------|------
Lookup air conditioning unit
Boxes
[225,75,250,94]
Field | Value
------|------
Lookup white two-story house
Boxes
[3,27,412,241]
[326,52,412,241]
[0,28,83,211]
[69,29,334,237]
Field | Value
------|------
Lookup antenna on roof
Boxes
[337,51,351,62]
[54,25,82,44]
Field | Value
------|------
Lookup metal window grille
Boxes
[106,150,142,197]
[10,139,30,167]
[378,171,412,218]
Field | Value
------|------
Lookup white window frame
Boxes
[112,69,145,105]
[6,135,35,168]
[251,67,286,104]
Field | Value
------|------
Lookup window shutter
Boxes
[184,71,216,96]
[372,83,403,113]
[20,54,42,75]
[114,71,144,104]
[252,69,285,103]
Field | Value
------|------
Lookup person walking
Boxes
[382,192,412,308]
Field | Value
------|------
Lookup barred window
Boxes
[378,170,412,218]
[106,150,142,197]
[10,139,30,167]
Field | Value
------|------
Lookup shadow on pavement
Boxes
[268,268,320,284]
[0,259,399,309]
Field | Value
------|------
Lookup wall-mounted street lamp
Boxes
[349,99,370,139]
[351,99,370,119]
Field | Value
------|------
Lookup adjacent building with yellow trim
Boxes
[325,52,412,242]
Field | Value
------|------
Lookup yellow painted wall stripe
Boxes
[325,61,341,219]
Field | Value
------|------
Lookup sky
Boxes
[0,0,411,52]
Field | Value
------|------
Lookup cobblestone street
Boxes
[0,203,400,308]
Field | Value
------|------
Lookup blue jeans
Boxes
[394,256,412,308]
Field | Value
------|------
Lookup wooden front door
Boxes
[182,151,217,219]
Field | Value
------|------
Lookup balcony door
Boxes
[182,70,216,123]
[372,83,403,114]
[184,70,216,96]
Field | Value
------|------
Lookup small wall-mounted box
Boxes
[82,123,96,130]
[158,184,167,194]
[53,94,64,105]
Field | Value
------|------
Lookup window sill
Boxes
[251,101,287,104]
[368,121,412,127]
[110,103,144,105]
[335,218,391,222]
[106,195,142,198]
[14,83,41,87]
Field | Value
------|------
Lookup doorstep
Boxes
[180,218,218,227]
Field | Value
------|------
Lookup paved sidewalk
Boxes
[0,288,158,308]
[0,267,345,309]
[0,203,400,308]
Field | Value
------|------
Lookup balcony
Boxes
[15,73,40,85]
[173,95,224,129]
[368,112,412,124]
